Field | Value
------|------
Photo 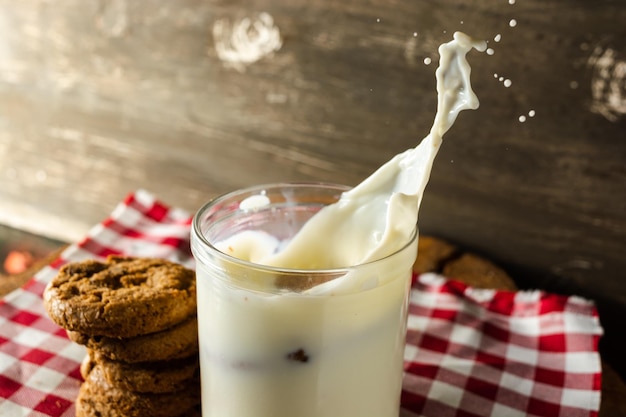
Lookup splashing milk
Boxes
[260,32,486,293]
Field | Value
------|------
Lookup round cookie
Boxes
[76,364,200,417]
[77,402,201,417]
[44,256,196,338]
[442,253,517,290]
[77,401,201,417]
[67,316,198,363]
[83,349,199,393]
[413,236,458,274]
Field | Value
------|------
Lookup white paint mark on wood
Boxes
[212,12,282,72]
[588,46,626,122]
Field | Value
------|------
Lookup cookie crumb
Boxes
[286,348,309,363]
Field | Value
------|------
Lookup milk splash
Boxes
[262,32,486,281]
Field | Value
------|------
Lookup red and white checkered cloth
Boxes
[0,190,603,417]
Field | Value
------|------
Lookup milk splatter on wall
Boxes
[212,12,282,73]
[587,44,626,122]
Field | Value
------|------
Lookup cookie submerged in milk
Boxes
[44,256,196,338]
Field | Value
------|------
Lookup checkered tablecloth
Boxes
[0,190,603,417]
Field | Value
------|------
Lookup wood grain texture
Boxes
[0,0,624,374]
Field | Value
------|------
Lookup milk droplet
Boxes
[423,57,432,65]
[376,18,380,23]
[519,115,527,122]
[528,110,536,117]
[413,32,417,37]
[509,0,516,4]
[494,34,502,42]
[486,48,495,55]
[494,74,512,87]
[509,19,517,27]
[460,21,464,25]
[240,194,270,210]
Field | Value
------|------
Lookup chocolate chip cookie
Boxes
[67,315,198,363]
[82,349,199,393]
[44,256,196,338]
[76,364,200,417]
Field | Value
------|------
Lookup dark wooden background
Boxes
[0,0,625,377]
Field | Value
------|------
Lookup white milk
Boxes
[193,32,486,417]
[196,230,415,417]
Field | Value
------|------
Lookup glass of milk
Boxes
[191,183,417,417]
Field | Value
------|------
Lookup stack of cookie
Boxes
[43,256,201,417]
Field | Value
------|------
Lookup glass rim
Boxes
[191,182,418,275]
